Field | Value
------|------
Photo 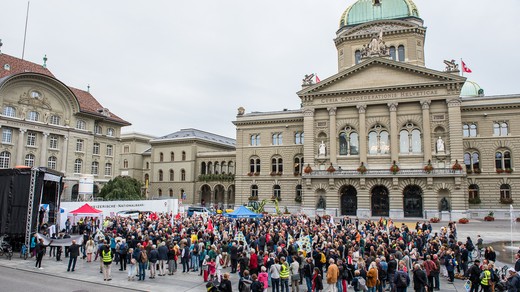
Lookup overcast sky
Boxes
[2,0,519,139]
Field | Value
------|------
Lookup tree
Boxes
[98,176,143,201]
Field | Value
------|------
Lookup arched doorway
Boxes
[200,185,211,206]
[227,185,235,208]
[71,184,79,201]
[371,185,389,217]
[214,185,225,209]
[403,185,423,218]
[340,185,357,216]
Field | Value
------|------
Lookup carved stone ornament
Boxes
[360,29,389,58]
[443,59,459,72]
[18,91,52,110]
[348,23,414,38]
[237,106,245,116]
[302,74,315,86]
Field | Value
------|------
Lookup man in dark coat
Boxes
[466,260,481,292]
[413,264,428,292]
[230,242,238,273]
[68,240,80,272]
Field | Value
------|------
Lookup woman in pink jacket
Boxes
[258,266,269,291]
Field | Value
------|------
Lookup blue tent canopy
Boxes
[224,206,263,218]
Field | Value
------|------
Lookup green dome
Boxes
[340,0,420,27]
[461,80,484,97]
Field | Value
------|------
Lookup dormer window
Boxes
[3,64,10,71]
[31,91,41,99]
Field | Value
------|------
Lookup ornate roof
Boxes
[0,53,130,126]
[460,80,484,97]
[339,0,420,28]
[152,128,236,147]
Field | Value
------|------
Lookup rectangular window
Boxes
[26,132,37,146]
[2,128,12,143]
[93,143,100,155]
[76,139,84,152]
[49,135,59,149]
[106,145,113,156]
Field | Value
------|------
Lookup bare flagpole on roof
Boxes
[22,1,30,60]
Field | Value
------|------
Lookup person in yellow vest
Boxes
[102,240,113,281]
[480,264,491,292]
[280,256,290,292]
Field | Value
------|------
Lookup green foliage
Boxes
[98,176,144,201]
[197,173,235,182]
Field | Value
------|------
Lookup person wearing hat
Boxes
[506,268,520,292]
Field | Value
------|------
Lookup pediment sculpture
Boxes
[360,29,389,58]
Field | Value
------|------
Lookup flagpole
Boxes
[22,1,30,60]
[460,58,464,77]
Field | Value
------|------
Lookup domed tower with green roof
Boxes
[335,0,427,72]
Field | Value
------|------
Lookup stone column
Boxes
[388,102,399,163]
[40,132,49,167]
[16,129,27,165]
[303,108,315,166]
[328,107,337,164]
[421,100,432,162]
[357,104,367,164]
[61,136,69,173]
[446,99,466,218]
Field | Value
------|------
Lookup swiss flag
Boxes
[315,75,321,83]
[461,60,472,73]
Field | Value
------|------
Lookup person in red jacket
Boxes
[249,249,259,275]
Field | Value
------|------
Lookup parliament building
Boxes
[3,0,520,220]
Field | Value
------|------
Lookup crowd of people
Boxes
[32,212,520,292]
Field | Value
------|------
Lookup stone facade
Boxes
[0,54,130,201]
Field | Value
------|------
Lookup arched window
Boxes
[294,156,304,174]
[296,184,302,200]
[107,128,115,137]
[468,184,479,199]
[273,185,281,200]
[355,50,361,64]
[123,159,128,168]
[170,152,175,161]
[24,154,35,167]
[271,157,283,174]
[464,151,480,172]
[500,184,511,200]
[2,128,12,143]
[2,106,16,117]
[295,132,304,144]
[159,152,164,162]
[105,163,112,176]
[250,134,260,146]
[0,151,10,168]
[47,156,57,170]
[94,124,102,134]
[251,185,258,198]
[74,159,83,174]
[76,120,86,130]
[463,123,478,137]
[249,157,261,174]
[169,169,174,181]
[221,162,227,174]
[146,162,150,169]
[158,170,163,181]
[228,161,234,174]
[182,151,186,161]
[389,46,396,61]
[27,111,39,121]
[339,126,359,155]
[158,189,163,196]
[368,124,389,154]
[398,45,405,62]
[201,162,207,175]
[272,133,282,145]
[169,189,174,197]
[181,169,186,181]
[215,162,220,174]
[207,162,213,174]
[399,123,421,154]
[494,122,508,136]
[91,161,99,175]
[495,150,512,170]
[49,115,60,125]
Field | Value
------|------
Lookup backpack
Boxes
[241,279,252,292]
[140,250,148,263]
[120,243,128,254]
[320,252,327,264]
[467,241,474,251]
[357,276,368,291]
[396,272,408,288]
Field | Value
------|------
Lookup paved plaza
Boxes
[0,219,518,292]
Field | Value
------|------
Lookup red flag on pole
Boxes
[315,75,321,83]
[461,60,472,73]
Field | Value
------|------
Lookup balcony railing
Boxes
[303,168,463,178]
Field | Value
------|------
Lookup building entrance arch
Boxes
[371,185,389,217]
[200,184,211,206]
[214,184,225,209]
[340,185,357,216]
[403,185,423,217]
